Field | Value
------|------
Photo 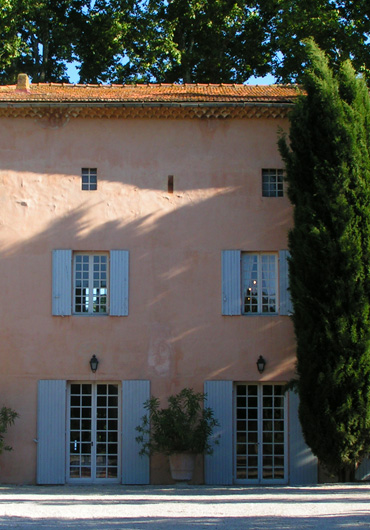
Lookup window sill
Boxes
[242,313,279,316]
[72,314,110,317]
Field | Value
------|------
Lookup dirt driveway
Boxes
[0,484,369,529]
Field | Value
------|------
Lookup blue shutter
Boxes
[52,250,72,316]
[37,380,67,484]
[204,380,233,485]
[110,250,129,316]
[122,380,150,484]
[221,250,241,315]
[279,250,293,316]
[289,390,318,485]
[356,457,370,481]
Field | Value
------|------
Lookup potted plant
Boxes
[136,388,219,481]
[0,406,18,455]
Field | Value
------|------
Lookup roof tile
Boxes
[0,80,302,105]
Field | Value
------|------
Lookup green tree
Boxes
[123,0,272,83]
[76,0,135,84]
[1,0,369,84]
[0,406,18,454]
[0,0,87,84]
[75,0,274,84]
[266,0,370,83]
[279,40,370,480]
[0,0,23,80]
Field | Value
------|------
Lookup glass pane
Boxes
[248,396,257,408]
[237,444,246,455]
[242,254,258,313]
[237,397,246,408]
[97,395,107,407]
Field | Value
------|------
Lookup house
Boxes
[0,73,318,485]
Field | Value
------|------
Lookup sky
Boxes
[67,62,277,85]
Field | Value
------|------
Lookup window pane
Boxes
[242,254,258,313]
[73,253,108,314]
[261,255,277,313]
[81,168,97,191]
[262,169,284,197]
[241,254,277,314]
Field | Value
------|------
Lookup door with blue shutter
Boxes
[356,457,370,481]
[37,380,67,484]
[122,380,150,484]
[289,390,318,484]
[204,380,233,484]
[67,382,121,483]
[235,383,288,484]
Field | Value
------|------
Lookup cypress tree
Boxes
[279,40,370,480]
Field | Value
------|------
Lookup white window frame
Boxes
[73,252,109,315]
[234,383,288,485]
[66,381,121,484]
[241,252,278,315]
[262,169,284,197]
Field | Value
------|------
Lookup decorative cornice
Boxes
[0,104,291,121]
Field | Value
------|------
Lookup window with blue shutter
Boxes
[221,250,241,315]
[222,250,291,316]
[279,250,293,316]
[52,249,129,316]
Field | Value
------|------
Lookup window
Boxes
[52,249,129,317]
[235,384,287,483]
[242,253,277,314]
[262,169,284,197]
[73,253,108,314]
[221,250,291,316]
[82,168,97,190]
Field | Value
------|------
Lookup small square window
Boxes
[82,168,97,191]
[262,169,284,197]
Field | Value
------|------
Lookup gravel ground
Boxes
[0,484,369,529]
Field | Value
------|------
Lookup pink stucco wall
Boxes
[0,115,295,483]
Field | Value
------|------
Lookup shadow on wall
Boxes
[0,178,294,383]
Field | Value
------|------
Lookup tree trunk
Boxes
[338,465,356,482]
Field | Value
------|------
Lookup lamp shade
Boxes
[89,355,99,373]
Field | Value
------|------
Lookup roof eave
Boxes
[0,100,295,108]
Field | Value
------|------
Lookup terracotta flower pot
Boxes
[169,453,196,481]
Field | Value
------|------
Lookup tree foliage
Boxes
[279,40,370,479]
[0,0,88,83]
[0,0,369,84]
[0,406,18,454]
[122,0,272,83]
[266,0,370,83]
[135,388,219,456]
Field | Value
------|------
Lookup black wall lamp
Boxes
[256,355,266,374]
[89,355,99,373]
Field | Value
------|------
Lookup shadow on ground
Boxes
[1,515,370,530]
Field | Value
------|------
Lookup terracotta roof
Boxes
[0,74,302,121]
[0,76,301,105]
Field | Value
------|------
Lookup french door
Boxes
[67,382,120,483]
[235,383,287,484]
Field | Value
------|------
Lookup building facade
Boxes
[0,75,318,485]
